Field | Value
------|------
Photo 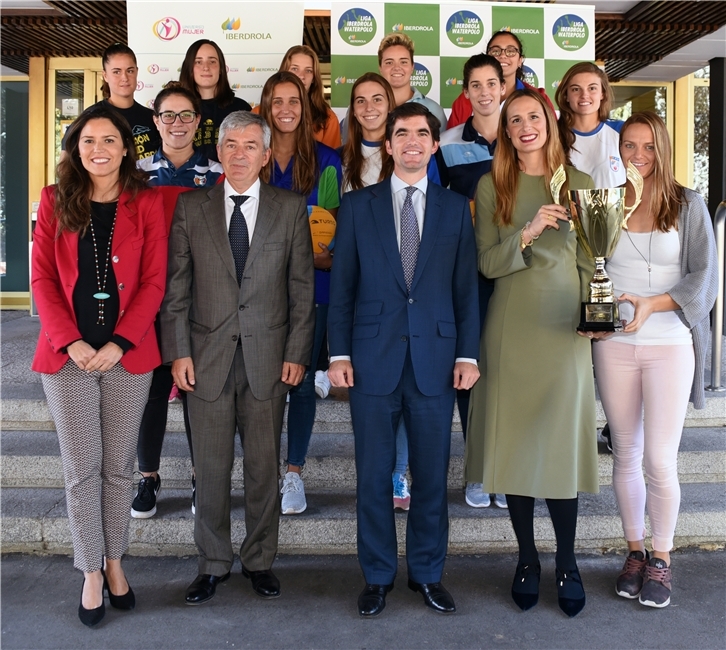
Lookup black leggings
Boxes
[507,494,579,570]
[136,363,194,473]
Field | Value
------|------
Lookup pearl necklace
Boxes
[89,203,118,325]
[625,229,654,289]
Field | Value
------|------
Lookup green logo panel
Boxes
[330,55,379,108]
[440,57,468,109]
[384,3,439,56]
[545,59,578,108]
[491,6,544,59]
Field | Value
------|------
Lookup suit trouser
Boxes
[349,348,455,585]
[186,346,286,576]
[42,360,152,572]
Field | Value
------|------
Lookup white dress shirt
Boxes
[331,172,476,367]
[224,178,261,241]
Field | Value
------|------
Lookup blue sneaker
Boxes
[392,472,410,511]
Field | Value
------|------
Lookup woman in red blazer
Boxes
[32,105,167,627]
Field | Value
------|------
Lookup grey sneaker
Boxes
[493,494,508,509]
[639,557,672,608]
[616,550,649,599]
[465,483,490,508]
[280,472,307,514]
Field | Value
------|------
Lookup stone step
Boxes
[2,386,725,432]
[2,428,725,490]
[2,482,724,557]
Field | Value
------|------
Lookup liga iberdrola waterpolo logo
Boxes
[338,8,377,46]
[446,11,484,48]
[153,17,181,41]
[522,65,539,88]
[552,14,589,51]
[410,62,432,96]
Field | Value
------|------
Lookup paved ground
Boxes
[2,551,724,649]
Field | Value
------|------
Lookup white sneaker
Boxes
[314,370,331,399]
[280,471,307,514]
[465,483,491,508]
[493,493,508,509]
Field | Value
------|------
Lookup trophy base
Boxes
[577,302,624,333]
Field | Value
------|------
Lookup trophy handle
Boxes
[622,162,644,229]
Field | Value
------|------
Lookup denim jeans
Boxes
[286,303,328,467]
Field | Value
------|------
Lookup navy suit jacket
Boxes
[328,177,479,397]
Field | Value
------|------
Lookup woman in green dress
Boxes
[465,88,599,617]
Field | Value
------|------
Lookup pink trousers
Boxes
[592,340,694,552]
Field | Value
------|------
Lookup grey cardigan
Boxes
[668,188,719,409]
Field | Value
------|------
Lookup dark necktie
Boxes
[400,186,420,292]
[229,195,250,285]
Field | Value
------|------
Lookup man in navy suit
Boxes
[328,102,480,617]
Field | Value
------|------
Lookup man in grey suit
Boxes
[161,111,315,605]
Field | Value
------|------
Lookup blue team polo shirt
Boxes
[138,148,223,188]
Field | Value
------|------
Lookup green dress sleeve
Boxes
[475,173,532,279]
[317,165,341,211]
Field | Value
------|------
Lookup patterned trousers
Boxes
[42,360,152,572]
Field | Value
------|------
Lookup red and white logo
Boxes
[153,17,181,41]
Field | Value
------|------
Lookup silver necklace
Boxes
[625,229,654,289]
[89,204,118,325]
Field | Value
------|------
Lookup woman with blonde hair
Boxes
[259,71,342,516]
[592,111,717,608]
[465,88,598,617]
[279,45,341,149]
[556,61,625,188]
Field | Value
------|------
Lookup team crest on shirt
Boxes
[610,156,621,172]
[193,174,207,186]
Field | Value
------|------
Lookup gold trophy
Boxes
[564,163,644,331]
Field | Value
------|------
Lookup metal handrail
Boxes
[706,201,725,392]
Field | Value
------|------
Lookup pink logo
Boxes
[147,64,160,74]
[136,81,144,91]
[153,17,181,41]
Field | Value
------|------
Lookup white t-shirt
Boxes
[342,139,383,193]
[570,120,626,189]
[607,228,692,345]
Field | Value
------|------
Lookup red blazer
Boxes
[31,185,168,374]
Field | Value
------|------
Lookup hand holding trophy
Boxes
[562,163,644,331]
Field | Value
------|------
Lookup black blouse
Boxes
[72,201,132,353]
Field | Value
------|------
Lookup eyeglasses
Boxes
[487,46,521,58]
[156,110,197,124]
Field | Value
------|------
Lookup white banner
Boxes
[126,0,305,108]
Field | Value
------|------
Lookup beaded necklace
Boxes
[88,203,118,325]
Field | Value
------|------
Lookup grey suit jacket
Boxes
[161,181,315,402]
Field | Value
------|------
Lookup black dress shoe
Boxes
[511,561,541,611]
[102,569,135,610]
[358,583,393,617]
[556,567,586,618]
[241,566,280,599]
[407,580,456,613]
[78,579,105,627]
[185,572,230,605]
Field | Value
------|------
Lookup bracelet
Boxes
[520,227,532,250]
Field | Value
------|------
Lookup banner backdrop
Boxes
[126,1,305,109]
[331,1,595,112]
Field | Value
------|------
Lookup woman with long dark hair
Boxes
[447,31,554,129]
[592,112,717,608]
[132,83,223,519]
[179,39,251,161]
[32,105,167,626]
[259,71,342,515]
[465,89,598,617]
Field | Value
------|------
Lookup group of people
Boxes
[32,31,718,628]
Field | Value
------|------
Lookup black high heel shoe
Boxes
[102,568,136,610]
[556,567,586,617]
[511,561,541,611]
[78,579,105,627]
